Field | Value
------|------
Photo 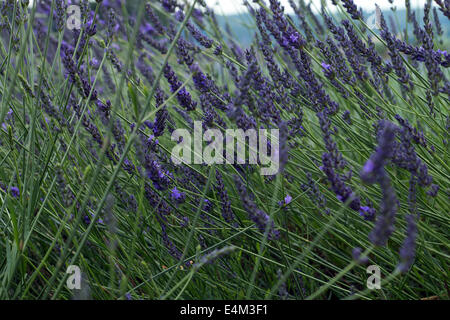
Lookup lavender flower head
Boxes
[233,175,280,240]
[215,170,238,227]
[10,186,20,198]
[361,120,398,184]
[55,0,67,32]
[361,120,400,246]
[278,194,292,207]
[352,247,369,265]
[341,0,362,20]
[397,214,418,273]
[170,187,186,204]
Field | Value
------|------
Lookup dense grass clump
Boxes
[0,0,448,300]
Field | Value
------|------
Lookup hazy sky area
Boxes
[27,0,426,15]
[27,0,426,16]
[205,0,425,15]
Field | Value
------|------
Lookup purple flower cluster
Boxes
[318,110,361,211]
[301,172,330,216]
[398,214,418,273]
[163,64,197,111]
[233,175,280,240]
[361,120,399,246]
[54,0,67,32]
[379,11,414,93]
[341,0,362,20]
[215,170,238,227]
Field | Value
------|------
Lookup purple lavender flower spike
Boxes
[170,187,186,204]
[361,120,400,246]
[54,0,67,32]
[284,194,292,205]
[361,120,398,184]
[233,175,280,240]
[397,214,418,273]
[215,170,238,227]
[359,206,376,221]
[10,186,20,198]
[163,64,197,111]
[341,0,362,20]
[352,247,369,265]
[368,172,398,246]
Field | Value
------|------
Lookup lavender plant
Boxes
[0,0,448,301]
